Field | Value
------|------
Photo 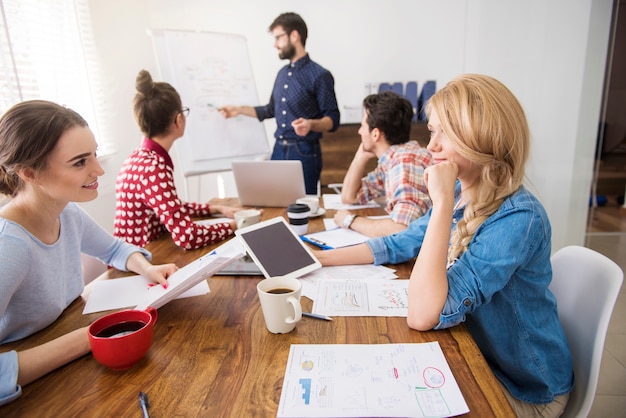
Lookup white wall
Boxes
[83,0,613,253]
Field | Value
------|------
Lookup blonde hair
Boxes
[426,74,530,264]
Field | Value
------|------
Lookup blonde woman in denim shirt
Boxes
[316,74,574,417]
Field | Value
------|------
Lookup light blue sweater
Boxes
[0,202,150,405]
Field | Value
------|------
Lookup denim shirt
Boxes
[255,54,340,141]
[367,183,574,404]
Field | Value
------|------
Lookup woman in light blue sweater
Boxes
[0,100,179,405]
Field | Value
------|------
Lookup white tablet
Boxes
[234,217,321,280]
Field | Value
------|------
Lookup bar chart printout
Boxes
[277,342,469,417]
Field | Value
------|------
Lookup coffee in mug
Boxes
[257,277,303,334]
[267,288,293,294]
[88,307,158,370]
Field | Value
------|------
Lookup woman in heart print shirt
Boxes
[114,70,241,250]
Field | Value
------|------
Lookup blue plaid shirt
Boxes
[255,54,340,141]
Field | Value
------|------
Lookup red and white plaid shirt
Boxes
[356,141,433,225]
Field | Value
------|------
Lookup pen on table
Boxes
[303,312,333,321]
[138,391,150,418]
[300,236,333,250]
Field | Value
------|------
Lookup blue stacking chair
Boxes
[378,82,404,96]
[418,80,436,121]
[405,81,419,122]
[378,82,392,92]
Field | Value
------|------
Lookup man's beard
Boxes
[279,42,296,60]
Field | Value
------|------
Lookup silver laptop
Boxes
[231,160,306,207]
[235,217,321,280]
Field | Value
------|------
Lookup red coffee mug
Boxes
[88,307,158,370]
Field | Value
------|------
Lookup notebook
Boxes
[231,160,306,207]
[235,217,321,280]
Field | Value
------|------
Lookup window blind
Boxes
[0,0,113,155]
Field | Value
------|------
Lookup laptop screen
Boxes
[235,217,321,280]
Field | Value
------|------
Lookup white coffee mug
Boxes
[296,196,320,215]
[234,209,261,229]
[257,277,303,334]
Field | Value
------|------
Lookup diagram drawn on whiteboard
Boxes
[151,29,270,176]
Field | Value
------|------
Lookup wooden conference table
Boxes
[0,200,514,417]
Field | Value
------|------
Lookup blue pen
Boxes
[303,312,333,321]
[300,236,333,250]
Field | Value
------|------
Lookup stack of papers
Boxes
[278,342,469,417]
[83,239,244,313]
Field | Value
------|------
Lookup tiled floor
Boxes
[584,212,626,416]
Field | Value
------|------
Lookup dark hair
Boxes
[269,12,308,47]
[133,69,182,138]
[0,100,87,196]
[362,91,414,146]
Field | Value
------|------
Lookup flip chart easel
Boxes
[150,29,270,177]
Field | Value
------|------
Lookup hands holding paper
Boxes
[125,252,179,288]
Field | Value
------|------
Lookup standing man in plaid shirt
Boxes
[219,12,340,196]
[334,91,433,237]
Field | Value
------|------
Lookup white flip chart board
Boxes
[151,29,270,176]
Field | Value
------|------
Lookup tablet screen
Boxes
[235,217,321,280]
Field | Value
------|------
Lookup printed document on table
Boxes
[322,194,380,210]
[312,279,408,316]
[277,342,470,417]
[298,265,397,300]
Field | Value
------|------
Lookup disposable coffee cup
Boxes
[287,203,310,235]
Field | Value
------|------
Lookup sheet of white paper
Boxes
[322,194,380,210]
[277,342,470,417]
[298,265,397,300]
[312,279,408,316]
[302,228,370,249]
[322,215,390,231]
[83,276,209,314]
[322,218,338,230]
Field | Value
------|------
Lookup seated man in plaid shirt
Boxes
[334,91,433,237]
